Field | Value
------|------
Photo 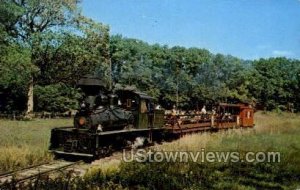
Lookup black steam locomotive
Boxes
[49,76,165,158]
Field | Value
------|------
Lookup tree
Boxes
[0,0,110,115]
[0,2,30,111]
[3,0,80,115]
[0,44,32,111]
[247,57,300,110]
[34,25,109,86]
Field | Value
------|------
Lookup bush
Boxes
[34,84,81,112]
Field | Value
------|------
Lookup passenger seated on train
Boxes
[227,113,232,120]
[172,105,177,116]
[212,107,216,115]
[201,106,207,114]
[221,112,233,121]
[164,110,172,115]
[221,113,227,120]
[155,104,161,110]
[186,110,194,115]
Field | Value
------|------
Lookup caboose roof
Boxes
[218,103,252,110]
[218,103,246,107]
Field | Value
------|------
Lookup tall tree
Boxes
[4,0,80,115]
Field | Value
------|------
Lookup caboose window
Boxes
[247,111,250,118]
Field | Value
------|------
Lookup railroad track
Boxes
[0,160,81,188]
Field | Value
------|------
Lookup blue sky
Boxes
[81,0,300,60]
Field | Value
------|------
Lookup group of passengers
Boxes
[165,105,236,122]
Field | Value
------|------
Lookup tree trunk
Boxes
[26,77,34,115]
[26,45,35,117]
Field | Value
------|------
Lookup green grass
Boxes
[1,112,300,189]
[83,111,300,189]
[0,118,72,172]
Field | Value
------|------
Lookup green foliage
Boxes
[250,58,300,110]
[34,29,108,85]
[108,35,300,111]
[6,0,80,41]
[0,0,109,112]
[1,2,300,113]
[109,36,256,109]
[0,44,33,111]
[34,84,81,112]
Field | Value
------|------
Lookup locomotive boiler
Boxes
[73,76,135,132]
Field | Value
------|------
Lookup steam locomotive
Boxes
[49,75,254,159]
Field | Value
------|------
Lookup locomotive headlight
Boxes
[78,117,86,126]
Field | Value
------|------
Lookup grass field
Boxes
[84,111,300,189]
[0,112,300,189]
[0,119,72,172]
[157,111,300,153]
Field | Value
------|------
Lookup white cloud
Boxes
[272,50,293,57]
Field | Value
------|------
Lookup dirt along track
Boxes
[0,137,175,188]
[0,148,138,188]
[0,160,85,188]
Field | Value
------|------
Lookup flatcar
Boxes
[49,76,254,159]
[165,103,254,134]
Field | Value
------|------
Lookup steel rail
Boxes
[0,160,81,187]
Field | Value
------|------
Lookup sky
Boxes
[81,0,300,60]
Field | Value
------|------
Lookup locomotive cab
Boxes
[116,89,165,129]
